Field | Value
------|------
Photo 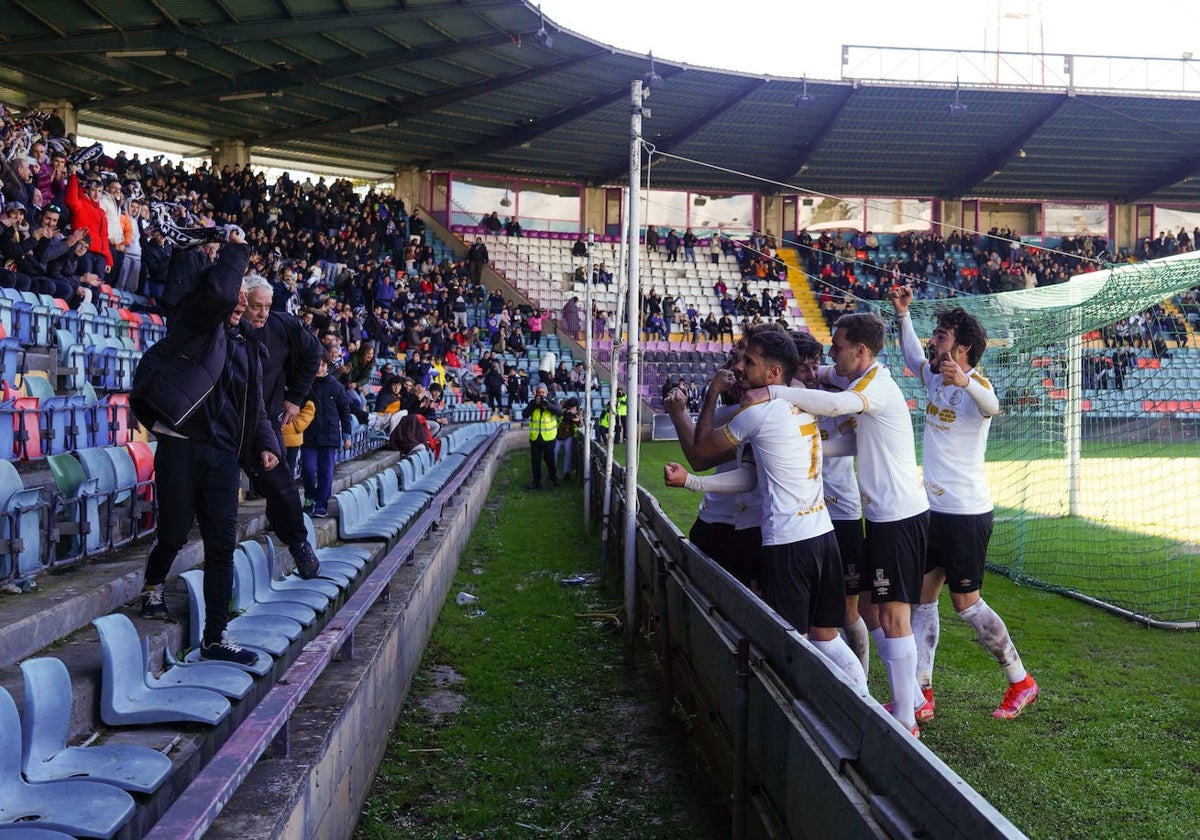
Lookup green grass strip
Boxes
[356,453,728,839]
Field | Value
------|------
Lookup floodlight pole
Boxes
[583,228,595,532]
[623,79,644,648]
[600,191,629,575]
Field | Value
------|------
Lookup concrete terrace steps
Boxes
[0,422,507,838]
[783,249,831,346]
[0,447,403,672]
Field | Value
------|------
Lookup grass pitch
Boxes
[638,439,1200,840]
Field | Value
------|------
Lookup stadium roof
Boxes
[4,0,1200,204]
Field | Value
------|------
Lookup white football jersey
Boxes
[917,361,995,514]
[723,399,832,546]
[819,414,862,521]
[821,362,928,523]
[732,443,764,531]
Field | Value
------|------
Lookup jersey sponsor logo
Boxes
[925,402,957,423]
[796,501,826,516]
[924,479,946,497]
[819,428,830,440]
[861,492,873,506]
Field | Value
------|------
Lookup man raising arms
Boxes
[891,285,1039,719]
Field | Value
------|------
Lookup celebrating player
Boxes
[892,285,1039,719]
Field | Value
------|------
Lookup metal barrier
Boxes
[599,459,1027,840]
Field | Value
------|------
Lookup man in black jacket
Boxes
[130,228,279,667]
[243,274,323,579]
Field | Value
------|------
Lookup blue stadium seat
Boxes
[231,548,319,627]
[92,613,232,726]
[0,685,135,838]
[0,460,47,581]
[239,538,337,607]
[19,656,172,793]
[180,570,294,657]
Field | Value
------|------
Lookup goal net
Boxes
[870,251,1200,626]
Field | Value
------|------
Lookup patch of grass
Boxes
[356,455,728,840]
[637,440,1200,840]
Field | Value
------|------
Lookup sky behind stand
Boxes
[537,0,1200,82]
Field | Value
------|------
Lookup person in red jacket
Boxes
[64,170,112,279]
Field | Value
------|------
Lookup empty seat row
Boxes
[335,424,498,541]
[0,289,160,352]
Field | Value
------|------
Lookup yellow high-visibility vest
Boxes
[529,406,558,441]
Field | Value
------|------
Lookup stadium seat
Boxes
[0,685,135,838]
[125,440,157,533]
[19,656,172,793]
[231,548,318,627]
[239,538,338,607]
[104,394,132,446]
[9,395,45,460]
[0,288,33,346]
[92,613,231,726]
[143,635,263,700]
[54,329,86,394]
[180,569,292,657]
[0,459,47,581]
[263,530,359,582]
[18,292,53,347]
[80,382,112,448]
[45,452,104,561]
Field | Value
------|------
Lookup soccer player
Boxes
[891,285,1039,719]
[661,341,762,590]
[792,333,871,676]
[667,326,866,691]
[749,313,929,735]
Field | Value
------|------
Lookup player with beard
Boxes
[892,285,1039,720]
[745,313,928,736]
[664,325,866,690]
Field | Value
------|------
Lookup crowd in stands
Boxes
[0,111,591,443]
[801,227,1127,325]
[1137,227,1200,260]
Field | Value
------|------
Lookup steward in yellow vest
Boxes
[521,384,562,490]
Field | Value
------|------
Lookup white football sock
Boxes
[843,616,871,678]
[812,636,868,692]
[911,602,940,691]
[958,598,1027,684]
[878,634,918,728]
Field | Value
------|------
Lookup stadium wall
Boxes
[208,430,527,839]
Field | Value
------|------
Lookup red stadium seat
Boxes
[125,440,157,532]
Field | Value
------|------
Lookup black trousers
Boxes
[249,435,309,548]
[144,435,239,644]
[529,437,557,487]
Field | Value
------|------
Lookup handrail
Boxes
[144,427,502,840]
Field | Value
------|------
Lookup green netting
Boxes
[868,251,1200,625]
